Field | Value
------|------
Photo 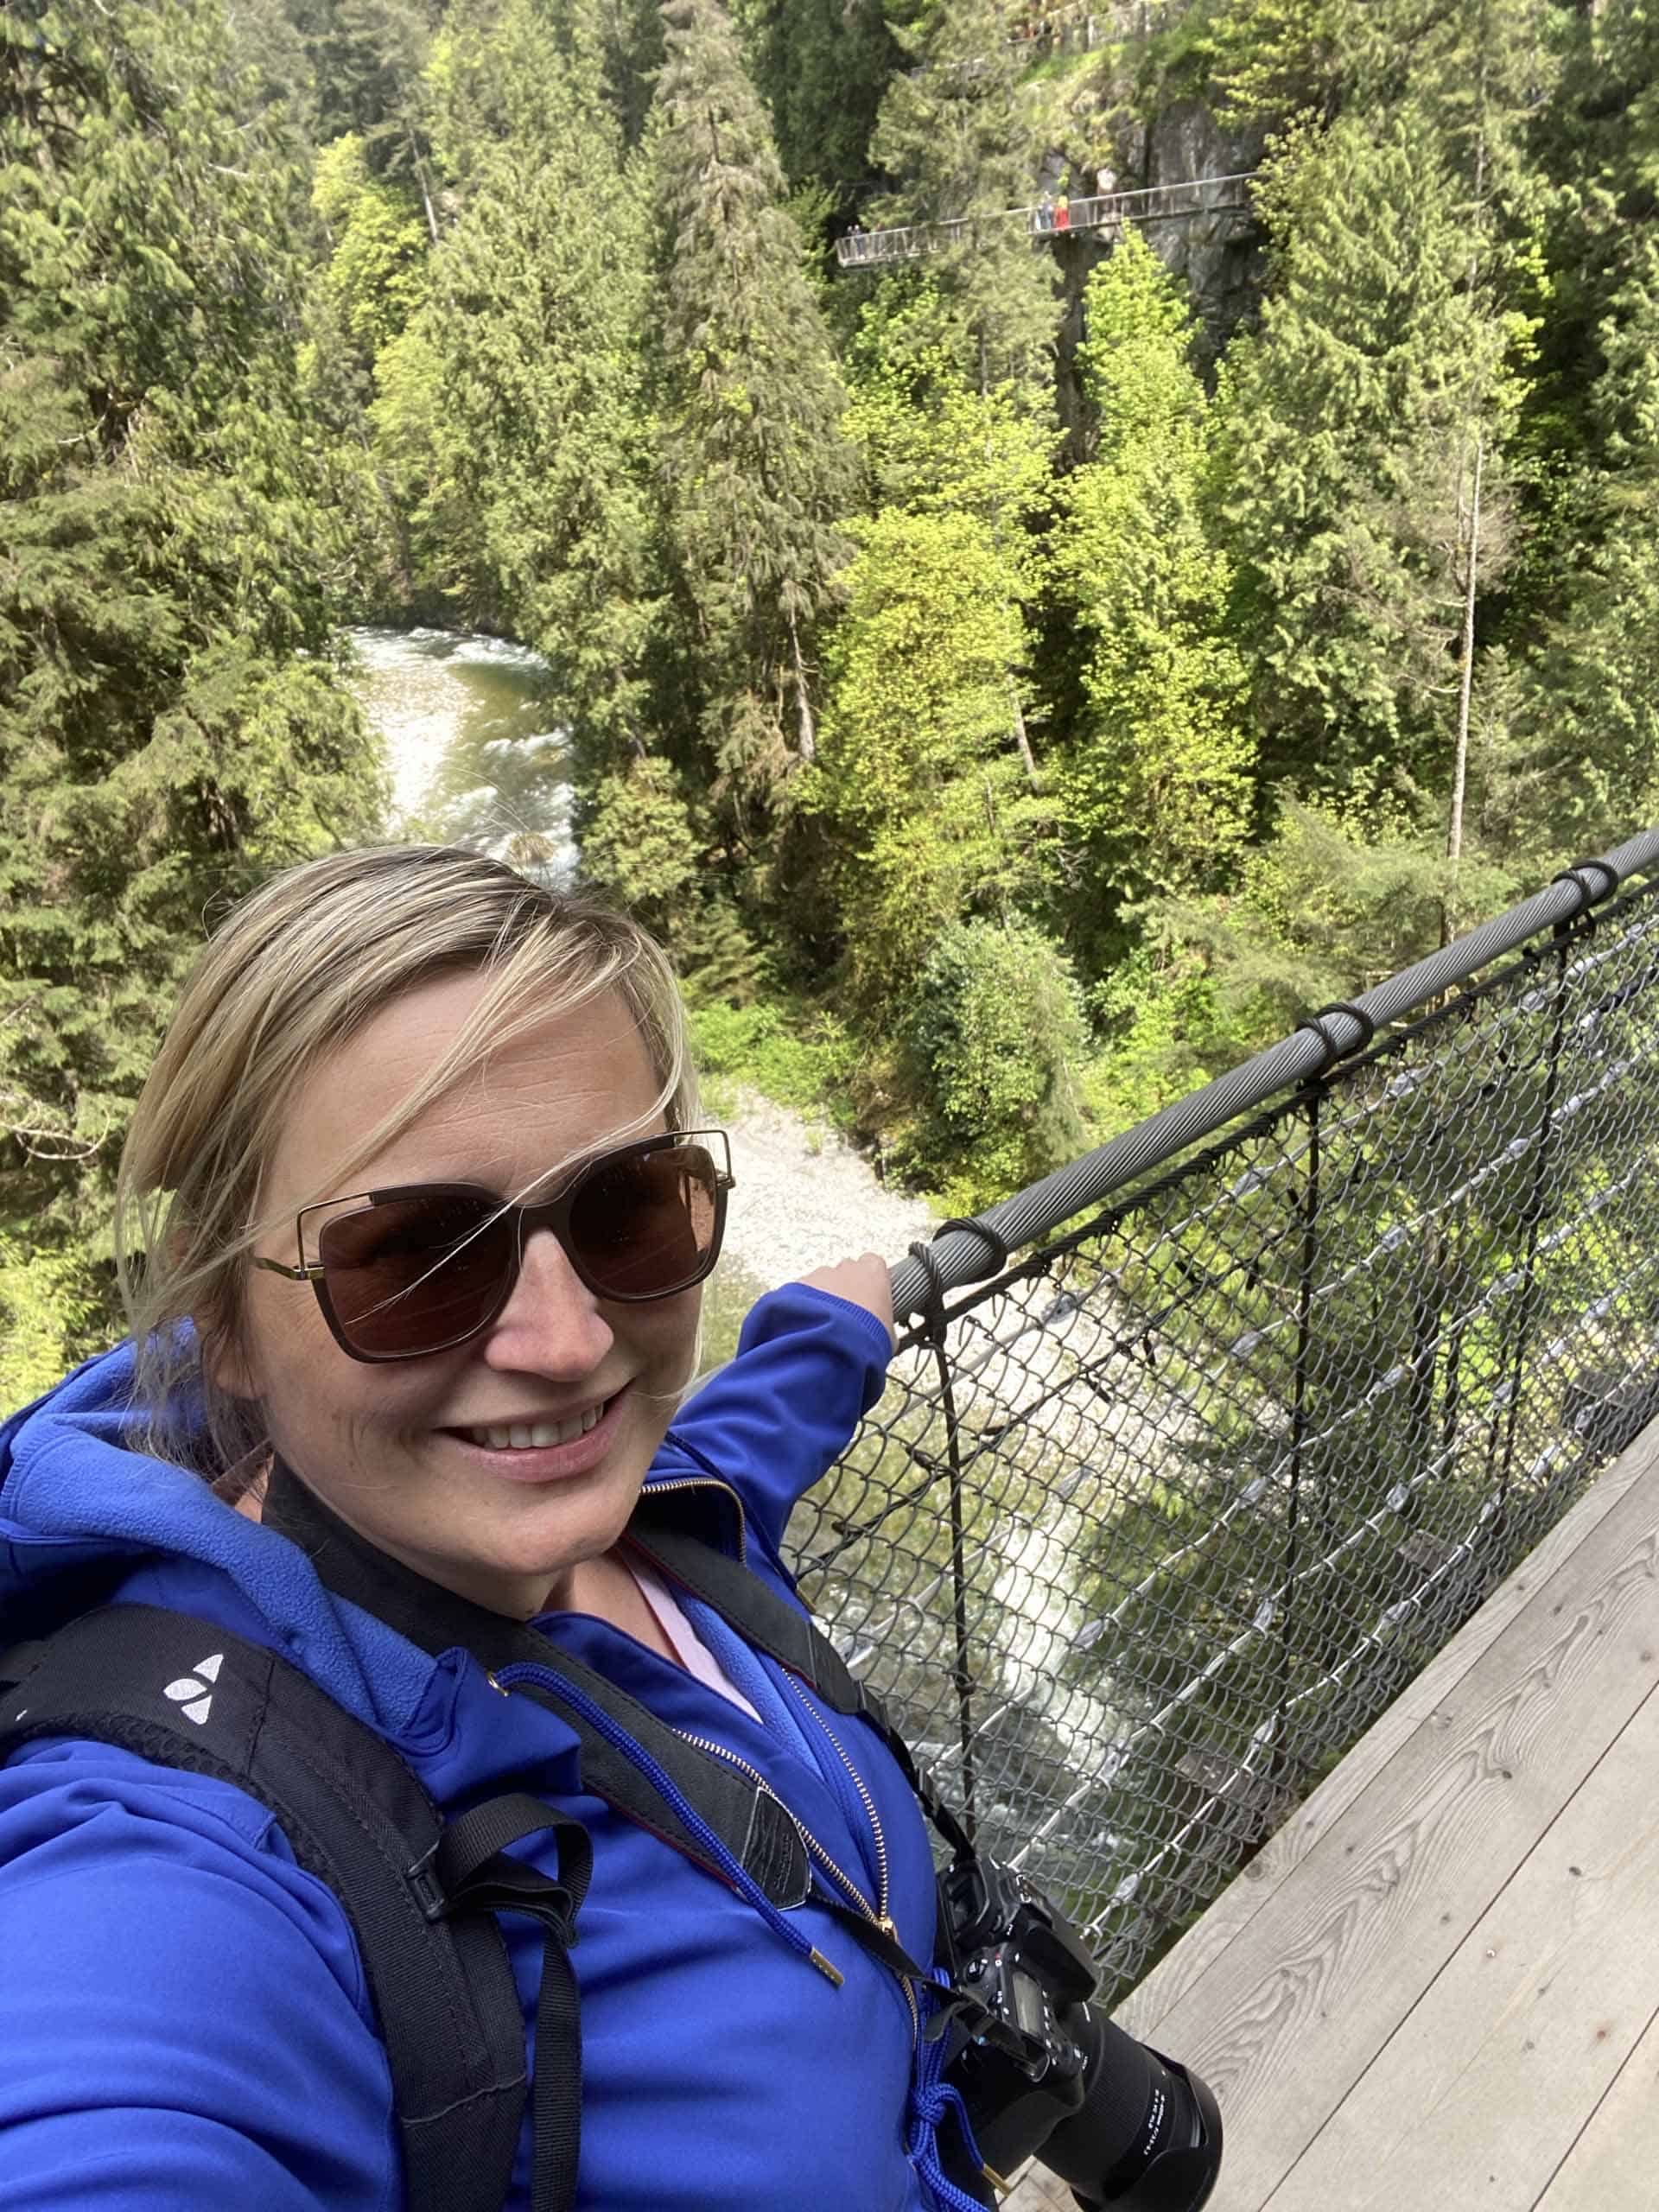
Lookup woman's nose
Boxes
[480,1227,614,1375]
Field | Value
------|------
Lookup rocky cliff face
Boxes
[1045,86,1266,445]
[1130,97,1268,342]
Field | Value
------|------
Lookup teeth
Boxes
[467,1402,606,1452]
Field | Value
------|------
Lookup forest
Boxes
[2,0,1656,1403]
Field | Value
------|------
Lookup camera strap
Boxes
[266,1467,1027,2065]
[626,1501,1030,2065]
[628,1497,978,1867]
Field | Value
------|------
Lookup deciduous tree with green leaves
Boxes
[1052,233,1252,950]
[804,507,1053,1004]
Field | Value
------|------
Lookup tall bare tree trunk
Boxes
[1007,674,1039,791]
[1446,429,1484,874]
[788,609,816,764]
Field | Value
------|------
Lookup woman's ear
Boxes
[194,1305,258,1400]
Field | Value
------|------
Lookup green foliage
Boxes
[279,0,442,181]
[900,917,1088,1208]
[868,0,1062,404]
[397,0,661,758]
[0,0,383,1304]
[312,132,429,361]
[1157,800,1520,1058]
[1080,944,1224,1135]
[0,1236,105,1415]
[689,999,855,1120]
[580,754,701,922]
[1213,109,1527,803]
[804,507,1055,1002]
[1053,235,1252,938]
[733,0,899,197]
[650,0,855,821]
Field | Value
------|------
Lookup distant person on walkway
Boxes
[1054,194,1071,232]
[1035,189,1055,233]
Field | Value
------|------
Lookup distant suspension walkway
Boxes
[835,169,1260,270]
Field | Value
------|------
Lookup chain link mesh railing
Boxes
[785,835,1659,2004]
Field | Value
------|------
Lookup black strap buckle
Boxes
[405,1839,448,1923]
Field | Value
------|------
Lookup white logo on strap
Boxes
[162,1651,224,1726]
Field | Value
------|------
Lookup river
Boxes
[348,626,574,880]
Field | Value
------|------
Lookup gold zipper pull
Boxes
[807,1948,845,1987]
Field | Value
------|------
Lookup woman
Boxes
[0,846,1218,2212]
[0,845,952,2210]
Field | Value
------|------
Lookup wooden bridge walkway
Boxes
[1006,1412,1659,2209]
[835,172,1259,270]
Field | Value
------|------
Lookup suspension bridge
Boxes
[833,168,1260,270]
[798,826,1659,2206]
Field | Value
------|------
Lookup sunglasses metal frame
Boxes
[251,1128,734,1363]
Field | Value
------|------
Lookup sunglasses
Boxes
[251,1129,733,1363]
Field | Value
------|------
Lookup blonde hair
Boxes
[116,845,698,1477]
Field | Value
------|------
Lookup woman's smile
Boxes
[443,1383,632,1483]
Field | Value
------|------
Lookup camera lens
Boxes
[1036,2008,1223,2211]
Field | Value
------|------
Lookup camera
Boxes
[938,1855,1223,2211]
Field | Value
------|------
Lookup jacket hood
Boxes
[0,1339,438,1738]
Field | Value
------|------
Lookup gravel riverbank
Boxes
[716,1089,938,1291]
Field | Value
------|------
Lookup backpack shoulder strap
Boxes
[0,1605,582,2212]
[263,1461,812,1913]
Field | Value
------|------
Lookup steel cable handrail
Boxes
[891,829,1659,1324]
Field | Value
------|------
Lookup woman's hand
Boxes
[799,1253,895,1349]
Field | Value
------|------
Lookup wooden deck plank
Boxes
[1002,1432,1659,2212]
[1113,1434,1659,2210]
[1532,1998,1659,2210]
[1258,1663,1659,2210]
[1116,1429,1658,2048]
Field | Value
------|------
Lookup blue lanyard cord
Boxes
[909,1974,994,2212]
[491,1662,824,1970]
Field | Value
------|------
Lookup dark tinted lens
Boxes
[318,1192,511,1356]
[568,1143,717,1298]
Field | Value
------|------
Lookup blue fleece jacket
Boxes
[0,1286,958,2211]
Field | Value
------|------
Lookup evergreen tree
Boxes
[281,0,442,204]
[0,0,382,1329]
[868,0,1060,404]
[390,0,663,772]
[735,0,899,198]
[1214,110,1525,815]
[650,0,856,825]
[1488,242,1659,860]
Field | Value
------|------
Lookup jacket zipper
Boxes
[780,1671,897,1925]
[628,1479,919,2034]
[639,1474,750,1563]
[678,1731,921,2041]
[492,1660,844,1988]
